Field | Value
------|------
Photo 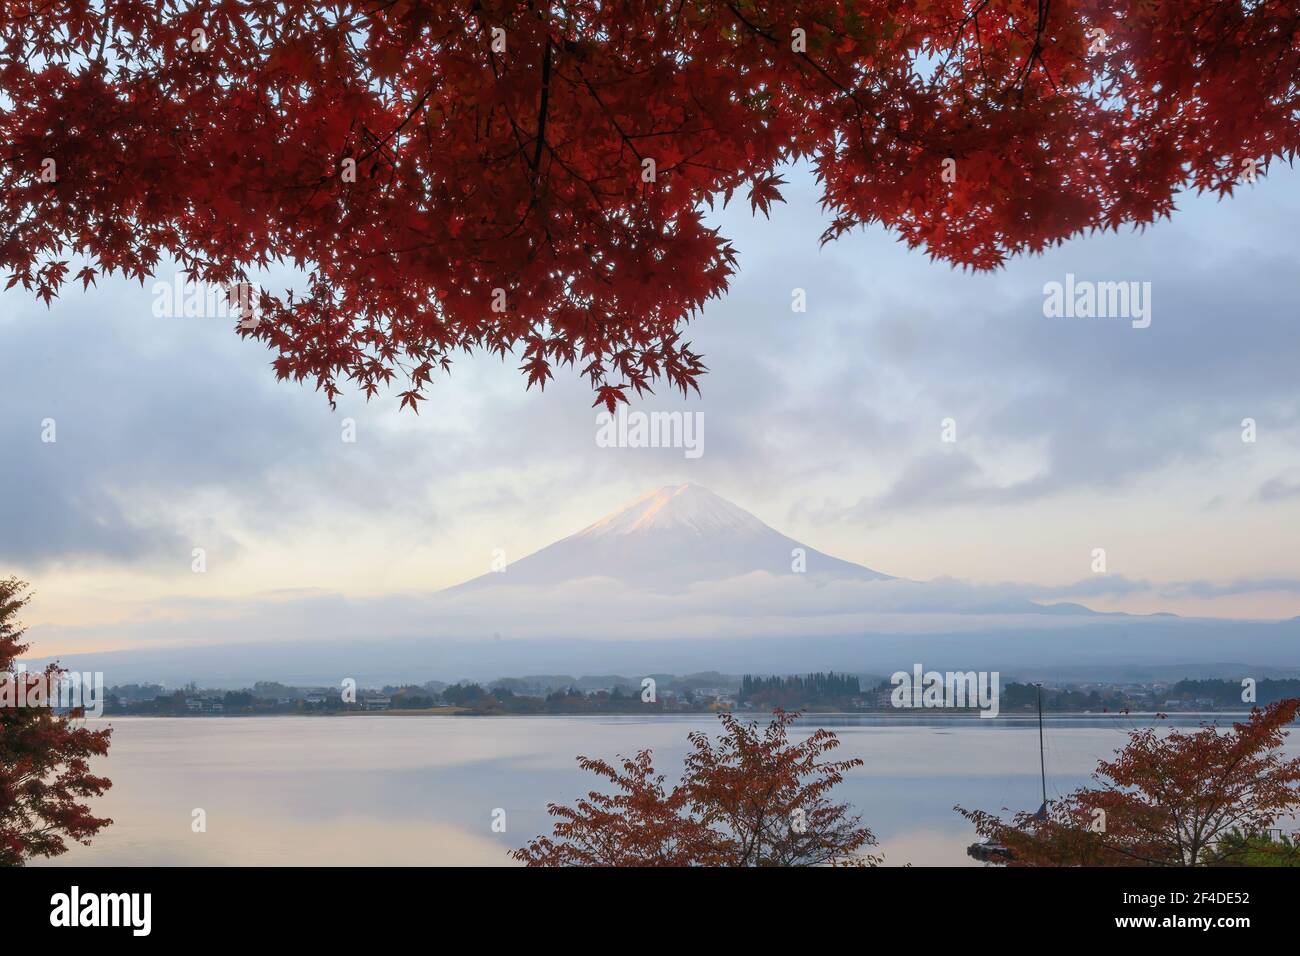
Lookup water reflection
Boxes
[39,713,1284,867]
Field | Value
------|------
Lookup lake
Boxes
[37,713,1282,866]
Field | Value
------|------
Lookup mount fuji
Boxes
[39,483,1300,684]
[451,483,892,592]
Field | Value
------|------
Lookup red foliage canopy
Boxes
[3,2,1297,408]
[0,578,112,866]
[958,699,1300,866]
[514,710,879,866]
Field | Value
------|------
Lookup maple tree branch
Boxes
[933,0,993,80]
[94,10,110,65]
[1012,0,1052,101]
[358,83,435,164]
[570,63,644,163]
[721,2,882,157]
[531,35,553,176]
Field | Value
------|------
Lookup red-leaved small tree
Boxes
[957,699,1300,866]
[514,710,879,866]
[0,577,113,866]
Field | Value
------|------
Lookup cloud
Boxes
[3,160,1300,612]
[1258,472,1300,503]
[0,274,528,568]
[654,163,1300,545]
[28,568,1300,687]
[1030,576,1155,600]
[30,568,1300,663]
[1159,577,1300,599]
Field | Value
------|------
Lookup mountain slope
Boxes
[451,483,891,592]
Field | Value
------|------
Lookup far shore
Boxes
[90,709,1257,720]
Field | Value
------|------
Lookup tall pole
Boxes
[1037,683,1047,808]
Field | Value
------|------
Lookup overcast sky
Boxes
[4,159,1299,656]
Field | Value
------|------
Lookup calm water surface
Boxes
[42,713,1282,866]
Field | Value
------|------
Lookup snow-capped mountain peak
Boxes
[575,483,768,539]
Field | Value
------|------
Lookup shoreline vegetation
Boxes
[95,673,1300,719]
[95,709,1261,720]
